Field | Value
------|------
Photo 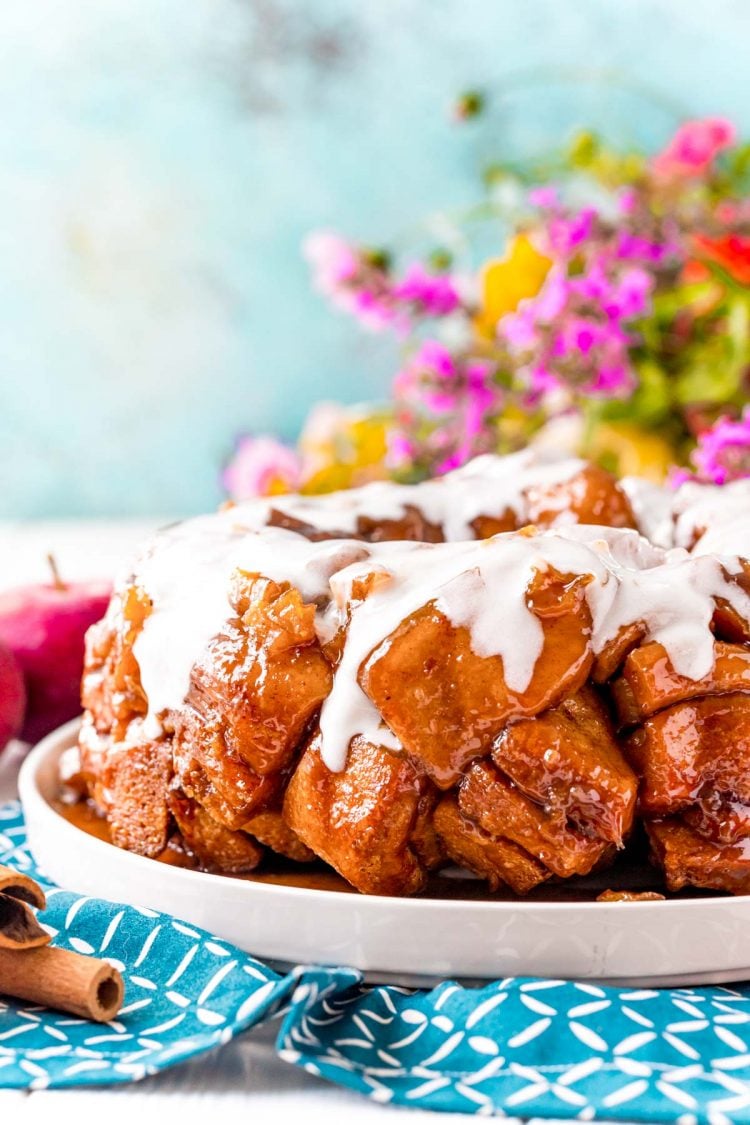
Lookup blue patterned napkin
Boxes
[2,801,750,1121]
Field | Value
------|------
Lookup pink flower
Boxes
[386,428,417,469]
[558,317,599,356]
[601,266,653,320]
[547,208,596,257]
[653,117,736,179]
[618,188,638,215]
[394,340,450,387]
[304,229,399,333]
[390,341,502,474]
[394,341,458,412]
[528,365,559,395]
[676,409,750,486]
[589,362,635,396]
[532,270,569,321]
[528,185,559,209]
[303,230,358,292]
[669,468,692,487]
[392,263,460,317]
[435,450,465,474]
[616,232,673,265]
[351,289,408,334]
[499,242,648,401]
[304,231,461,336]
[496,189,670,406]
[222,434,302,499]
[502,306,538,350]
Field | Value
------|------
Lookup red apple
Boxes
[0,641,26,751]
[0,561,111,744]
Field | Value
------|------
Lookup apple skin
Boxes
[0,581,111,744]
[0,642,26,751]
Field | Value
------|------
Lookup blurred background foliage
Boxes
[2,0,750,516]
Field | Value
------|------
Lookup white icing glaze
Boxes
[211,448,586,541]
[318,525,750,769]
[131,516,370,736]
[672,479,750,558]
[114,452,750,774]
[129,449,586,735]
[619,477,675,548]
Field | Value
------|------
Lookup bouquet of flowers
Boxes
[224,111,750,499]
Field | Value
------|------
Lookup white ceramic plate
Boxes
[19,720,750,988]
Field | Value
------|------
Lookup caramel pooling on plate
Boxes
[0,863,124,1022]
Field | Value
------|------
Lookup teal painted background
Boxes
[2,0,749,517]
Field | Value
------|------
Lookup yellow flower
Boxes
[299,404,391,494]
[265,476,295,496]
[476,235,552,337]
[587,422,675,482]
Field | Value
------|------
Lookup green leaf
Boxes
[674,337,744,406]
[598,360,672,426]
[567,130,600,168]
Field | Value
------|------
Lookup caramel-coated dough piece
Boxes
[683,792,750,847]
[356,506,445,544]
[591,622,646,684]
[647,818,750,895]
[268,504,445,544]
[168,789,263,874]
[434,797,549,894]
[186,571,333,776]
[284,735,438,896]
[711,559,750,644]
[96,740,172,858]
[242,809,314,863]
[470,510,517,539]
[494,688,637,846]
[713,602,750,644]
[172,708,280,830]
[625,693,750,818]
[613,641,750,727]
[458,761,612,878]
[361,569,594,787]
[81,585,151,739]
[77,715,113,811]
[73,454,750,897]
[78,586,169,855]
[525,465,637,531]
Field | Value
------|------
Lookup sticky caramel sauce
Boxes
[53,796,701,901]
[53,798,357,893]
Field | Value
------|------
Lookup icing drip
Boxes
[672,479,750,558]
[619,477,675,548]
[128,449,587,734]
[317,527,750,770]
[131,516,369,733]
[117,452,750,773]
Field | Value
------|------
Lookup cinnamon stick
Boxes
[0,864,49,950]
[0,895,50,949]
[0,945,124,1022]
[0,864,123,1021]
[0,864,47,911]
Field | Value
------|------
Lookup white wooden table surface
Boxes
[0,519,615,1124]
